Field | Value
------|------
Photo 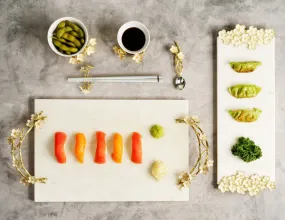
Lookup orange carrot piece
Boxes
[131,132,142,164]
[75,133,86,163]
[54,132,67,164]
[112,133,123,163]
[94,131,106,164]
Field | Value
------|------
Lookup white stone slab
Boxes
[34,99,189,202]
[217,39,275,183]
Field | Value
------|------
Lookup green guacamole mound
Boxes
[150,124,164,139]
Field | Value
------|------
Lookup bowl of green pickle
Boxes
[47,17,88,57]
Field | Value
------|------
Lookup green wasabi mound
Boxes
[150,124,164,139]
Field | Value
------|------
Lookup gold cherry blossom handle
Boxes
[176,116,213,190]
[7,111,47,186]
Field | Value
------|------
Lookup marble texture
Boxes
[0,0,285,219]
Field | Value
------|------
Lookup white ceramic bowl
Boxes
[47,17,88,57]
[117,21,150,54]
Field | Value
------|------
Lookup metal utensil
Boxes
[68,75,163,83]
[171,41,186,90]
[173,76,186,90]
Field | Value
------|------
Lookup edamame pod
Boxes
[66,51,71,55]
[52,36,67,43]
[53,39,78,53]
[69,31,79,38]
[65,41,76,47]
[80,39,85,44]
[66,21,84,38]
[61,33,82,48]
[57,21,66,29]
[56,26,73,39]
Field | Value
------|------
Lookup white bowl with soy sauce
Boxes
[47,17,88,57]
[117,21,150,54]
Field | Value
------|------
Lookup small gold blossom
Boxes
[132,52,144,64]
[177,52,184,60]
[88,38,97,46]
[199,165,209,175]
[178,172,195,190]
[206,159,214,167]
[170,45,179,54]
[113,45,145,63]
[183,116,200,125]
[69,38,97,64]
[86,46,95,55]
[113,46,127,60]
[11,129,21,139]
[20,177,29,186]
[69,56,82,64]
[77,54,85,62]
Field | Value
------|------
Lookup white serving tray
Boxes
[34,99,189,202]
[217,39,275,183]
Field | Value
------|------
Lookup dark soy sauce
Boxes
[122,27,146,51]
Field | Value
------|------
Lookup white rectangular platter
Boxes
[217,39,275,183]
[34,99,189,202]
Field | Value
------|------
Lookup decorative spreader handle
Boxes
[7,111,47,186]
[176,116,213,190]
[170,41,186,90]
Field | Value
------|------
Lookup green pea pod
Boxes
[80,39,85,44]
[53,39,78,53]
[69,31,79,38]
[52,36,67,43]
[56,26,73,39]
[61,33,82,48]
[66,21,84,38]
[57,21,66,29]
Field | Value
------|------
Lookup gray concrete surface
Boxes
[0,0,285,219]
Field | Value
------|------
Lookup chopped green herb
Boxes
[231,137,262,163]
